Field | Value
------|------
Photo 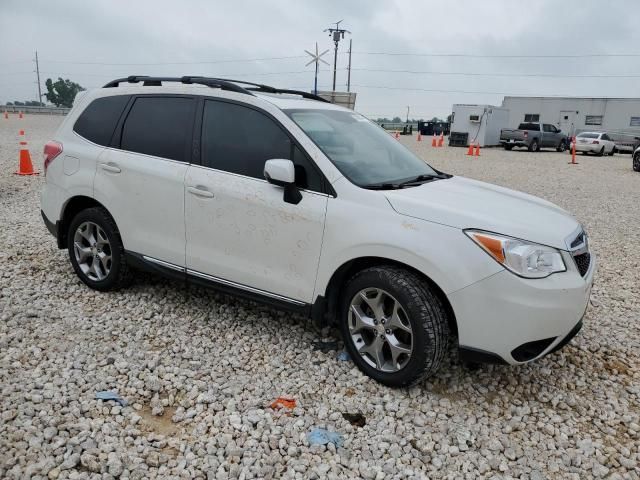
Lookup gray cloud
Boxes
[1,0,638,118]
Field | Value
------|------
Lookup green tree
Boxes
[391,116,402,123]
[45,77,85,108]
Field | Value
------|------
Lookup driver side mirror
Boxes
[264,159,302,205]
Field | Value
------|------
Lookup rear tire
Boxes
[339,266,450,388]
[67,207,133,291]
[504,145,513,151]
[633,153,640,172]
[528,139,539,152]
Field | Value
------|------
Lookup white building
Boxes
[450,104,509,147]
[501,96,640,143]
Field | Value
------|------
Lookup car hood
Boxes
[384,176,579,249]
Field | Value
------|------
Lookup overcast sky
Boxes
[1,0,639,119]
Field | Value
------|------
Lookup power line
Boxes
[352,68,640,79]
[350,84,577,96]
[353,51,640,58]
[37,55,309,66]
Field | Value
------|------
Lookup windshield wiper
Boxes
[396,173,450,187]
[361,182,402,190]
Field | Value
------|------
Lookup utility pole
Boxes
[406,106,410,123]
[34,51,43,105]
[347,39,352,92]
[324,20,350,92]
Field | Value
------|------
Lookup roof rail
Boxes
[103,76,253,96]
[102,76,330,103]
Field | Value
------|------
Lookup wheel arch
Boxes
[317,256,458,336]
[58,196,115,249]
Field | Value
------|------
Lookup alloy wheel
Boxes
[73,221,112,281]
[348,288,413,372]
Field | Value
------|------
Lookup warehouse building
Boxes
[449,97,640,149]
[501,96,640,147]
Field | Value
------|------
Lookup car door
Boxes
[184,98,329,304]
[93,95,196,267]
[601,133,614,153]
[542,124,554,147]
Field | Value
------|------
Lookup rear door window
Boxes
[73,95,130,146]
[120,96,196,162]
[201,100,324,192]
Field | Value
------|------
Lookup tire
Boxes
[67,207,133,291]
[608,147,616,156]
[597,146,605,157]
[339,266,449,388]
[528,139,539,152]
[504,145,513,151]
[633,153,640,172]
[556,141,566,152]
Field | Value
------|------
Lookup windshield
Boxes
[285,109,438,187]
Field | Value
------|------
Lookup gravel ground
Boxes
[1,115,639,480]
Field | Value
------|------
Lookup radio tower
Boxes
[324,20,351,92]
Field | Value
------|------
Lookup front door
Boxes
[559,111,576,137]
[184,99,328,303]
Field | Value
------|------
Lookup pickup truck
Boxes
[500,122,568,152]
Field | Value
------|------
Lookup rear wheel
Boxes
[67,207,133,291]
[528,139,539,152]
[504,145,513,151]
[339,266,449,387]
[633,152,640,172]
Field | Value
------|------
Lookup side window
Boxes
[73,95,130,146]
[543,124,552,132]
[121,96,196,162]
[201,100,323,192]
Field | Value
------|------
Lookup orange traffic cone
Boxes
[19,111,23,119]
[431,134,437,147]
[3,111,8,119]
[474,143,481,156]
[466,143,474,156]
[15,130,39,175]
[438,132,444,147]
[417,132,422,142]
[394,131,400,139]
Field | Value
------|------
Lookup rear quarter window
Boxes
[73,95,131,146]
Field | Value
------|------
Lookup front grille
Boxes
[574,252,591,276]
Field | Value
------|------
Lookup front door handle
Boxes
[100,162,121,174]
[187,186,214,198]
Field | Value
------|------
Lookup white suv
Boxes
[41,76,595,387]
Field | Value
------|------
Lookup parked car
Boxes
[500,122,568,152]
[574,132,616,156]
[41,76,594,387]
[633,145,640,172]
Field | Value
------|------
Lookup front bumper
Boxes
[449,251,595,365]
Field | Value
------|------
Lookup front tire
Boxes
[608,147,616,156]
[556,141,566,152]
[597,146,605,157]
[339,266,449,387]
[633,153,640,172]
[67,207,133,291]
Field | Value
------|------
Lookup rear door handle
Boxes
[187,186,214,198]
[100,162,121,173]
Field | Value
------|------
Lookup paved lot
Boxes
[1,115,639,479]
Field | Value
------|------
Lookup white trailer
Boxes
[450,104,509,147]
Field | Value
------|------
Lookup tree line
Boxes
[4,78,85,108]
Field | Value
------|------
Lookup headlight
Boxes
[465,230,566,279]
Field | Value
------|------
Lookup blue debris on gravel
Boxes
[307,428,344,447]
[95,390,128,407]
[337,351,351,362]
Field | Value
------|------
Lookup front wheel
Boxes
[633,153,640,172]
[67,207,133,291]
[339,266,450,387]
[608,147,616,156]
[556,141,567,152]
[597,146,605,157]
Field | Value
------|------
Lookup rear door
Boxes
[93,95,196,267]
[184,98,328,303]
